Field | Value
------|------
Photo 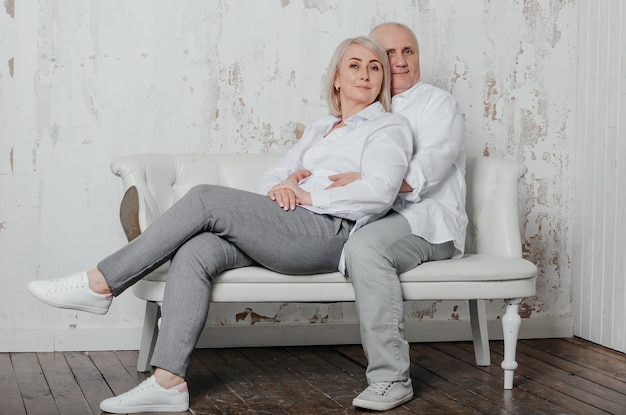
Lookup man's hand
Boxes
[399,180,413,193]
[327,172,414,194]
[326,172,361,189]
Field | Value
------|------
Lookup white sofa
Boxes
[111,154,536,390]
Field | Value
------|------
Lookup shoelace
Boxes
[52,274,86,292]
[121,377,156,398]
[365,381,394,396]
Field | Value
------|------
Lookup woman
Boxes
[28,36,413,414]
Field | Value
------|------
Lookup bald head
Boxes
[370,22,421,95]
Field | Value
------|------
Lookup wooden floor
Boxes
[2,337,626,414]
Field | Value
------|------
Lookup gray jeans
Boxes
[98,184,353,376]
[343,212,455,384]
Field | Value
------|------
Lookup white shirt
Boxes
[391,81,468,257]
[256,101,413,231]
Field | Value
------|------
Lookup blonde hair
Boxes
[324,36,391,117]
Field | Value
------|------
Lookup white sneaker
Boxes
[352,379,413,411]
[100,375,189,413]
[27,271,112,315]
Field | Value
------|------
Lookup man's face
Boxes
[371,25,421,96]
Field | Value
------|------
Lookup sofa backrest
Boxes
[112,154,527,258]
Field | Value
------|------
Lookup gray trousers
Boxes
[98,184,353,377]
[343,212,454,384]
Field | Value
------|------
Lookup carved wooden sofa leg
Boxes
[501,297,523,389]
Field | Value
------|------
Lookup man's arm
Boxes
[327,173,413,193]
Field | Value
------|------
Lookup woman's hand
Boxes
[267,170,313,210]
[283,169,312,185]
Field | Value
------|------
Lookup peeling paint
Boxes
[7,57,13,77]
[303,0,332,13]
[519,302,533,318]
[293,122,305,140]
[9,147,13,172]
[4,0,13,18]
[450,305,460,320]
[406,302,437,320]
[235,307,276,325]
[228,63,242,86]
[50,124,60,146]
[0,222,6,233]
[31,139,40,170]
[483,78,498,120]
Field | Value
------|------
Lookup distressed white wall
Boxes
[0,0,578,351]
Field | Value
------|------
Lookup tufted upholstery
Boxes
[111,154,536,389]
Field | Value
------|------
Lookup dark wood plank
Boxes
[515,340,626,411]
[565,337,626,363]
[37,352,92,415]
[490,341,622,414]
[5,339,626,414]
[524,338,626,383]
[281,346,370,413]
[185,351,242,415]
[193,348,284,414]
[10,353,59,415]
[213,348,296,413]
[434,342,573,414]
[0,353,27,415]
[239,347,347,413]
[64,351,115,415]
[114,350,151,384]
[408,343,515,414]
[88,351,138,396]
[456,341,607,415]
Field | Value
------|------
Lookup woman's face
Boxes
[334,43,384,115]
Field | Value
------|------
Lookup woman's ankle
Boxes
[86,269,112,294]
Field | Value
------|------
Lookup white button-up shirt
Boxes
[391,81,468,257]
[256,101,413,231]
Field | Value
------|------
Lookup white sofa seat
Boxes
[110,154,536,390]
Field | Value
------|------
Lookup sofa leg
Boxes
[469,299,491,366]
[137,301,160,373]
[501,298,522,389]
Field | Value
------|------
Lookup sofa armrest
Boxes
[111,154,180,230]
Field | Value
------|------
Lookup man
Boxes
[331,22,467,411]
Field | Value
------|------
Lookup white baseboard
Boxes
[1,317,573,352]
[196,316,574,348]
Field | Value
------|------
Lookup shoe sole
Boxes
[27,286,109,315]
[352,392,413,411]
[99,403,189,413]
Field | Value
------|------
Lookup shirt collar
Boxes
[337,101,386,127]
[314,101,387,134]
[391,80,423,107]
